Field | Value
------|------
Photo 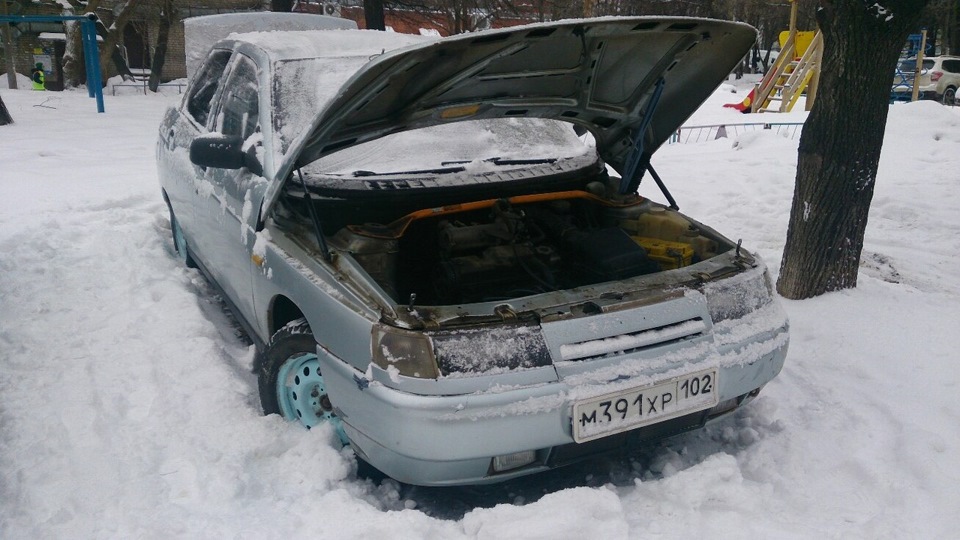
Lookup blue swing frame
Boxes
[1,13,106,112]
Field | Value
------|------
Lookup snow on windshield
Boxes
[272,56,370,155]
[250,30,431,157]
[301,118,593,177]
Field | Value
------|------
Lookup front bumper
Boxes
[318,319,788,486]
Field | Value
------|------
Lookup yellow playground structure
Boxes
[725,0,823,113]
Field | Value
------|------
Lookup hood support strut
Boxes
[619,77,666,195]
[296,169,332,262]
[646,164,678,210]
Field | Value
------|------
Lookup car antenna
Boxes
[295,168,332,262]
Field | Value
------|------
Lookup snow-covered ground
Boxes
[2,76,959,539]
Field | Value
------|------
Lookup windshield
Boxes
[273,56,372,156]
[300,118,595,181]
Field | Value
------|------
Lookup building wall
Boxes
[334,5,540,37]
[136,0,265,82]
[2,36,52,82]
[1,5,66,87]
[1,0,261,87]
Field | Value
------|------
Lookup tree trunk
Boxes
[2,0,17,90]
[98,0,139,83]
[777,0,929,299]
[364,0,386,30]
[61,0,103,87]
[62,19,85,87]
[148,2,173,92]
[0,93,13,125]
[947,0,959,54]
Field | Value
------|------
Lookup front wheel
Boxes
[168,207,197,268]
[258,318,348,444]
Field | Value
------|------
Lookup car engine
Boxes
[330,194,724,306]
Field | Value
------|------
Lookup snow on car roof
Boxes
[226,29,433,62]
[183,13,359,77]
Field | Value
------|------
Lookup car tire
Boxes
[258,318,348,444]
[169,208,197,268]
[943,86,957,106]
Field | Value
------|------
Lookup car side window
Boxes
[216,56,260,141]
[942,60,960,74]
[186,50,232,127]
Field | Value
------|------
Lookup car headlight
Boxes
[703,265,774,324]
[371,325,440,379]
[429,324,551,376]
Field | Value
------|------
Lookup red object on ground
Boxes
[724,88,755,113]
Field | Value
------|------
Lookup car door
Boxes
[191,53,263,326]
[159,48,233,245]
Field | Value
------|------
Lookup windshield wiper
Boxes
[352,157,558,177]
[440,157,558,166]
[352,165,465,177]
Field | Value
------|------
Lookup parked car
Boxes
[891,55,960,105]
[157,17,789,486]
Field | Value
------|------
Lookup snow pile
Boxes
[1,77,959,538]
[0,72,32,89]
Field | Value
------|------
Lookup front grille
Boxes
[557,318,707,362]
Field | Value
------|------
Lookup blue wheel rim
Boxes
[276,352,348,444]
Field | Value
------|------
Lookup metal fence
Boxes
[670,122,805,144]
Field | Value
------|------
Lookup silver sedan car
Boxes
[157,17,788,486]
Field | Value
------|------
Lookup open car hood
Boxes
[264,17,755,217]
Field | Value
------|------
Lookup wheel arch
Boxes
[269,295,309,337]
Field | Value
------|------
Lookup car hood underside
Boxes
[262,17,756,217]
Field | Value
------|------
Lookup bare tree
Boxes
[2,0,21,90]
[923,0,960,55]
[950,0,960,53]
[777,0,930,299]
[365,0,386,30]
[99,0,139,80]
[56,0,138,88]
[147,0,174,91]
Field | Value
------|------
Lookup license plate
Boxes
[572,368,719,443]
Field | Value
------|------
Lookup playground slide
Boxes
[724,30,818,114]
[724,88,755,113]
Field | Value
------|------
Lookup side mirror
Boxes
[189,133,263,176]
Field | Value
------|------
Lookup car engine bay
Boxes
[315,190,733,306]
